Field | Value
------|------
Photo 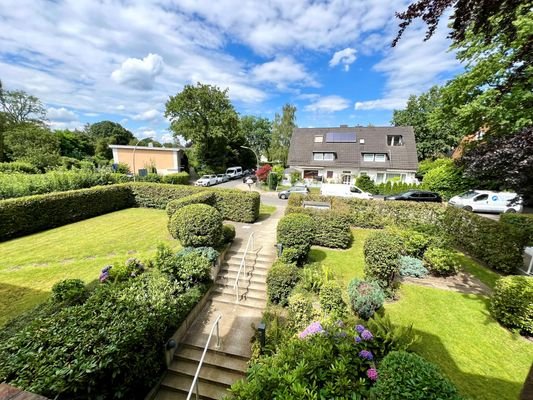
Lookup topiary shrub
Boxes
[490,276,533,335]
[372,351,462,400]
[319,281,346,316]
[423,247,459,276]
[162,172,190,185]
[396,229,432,258]
[347,278,385,320]
[279,245,308,265]
[169,204,223,247]
[222,224,236,244]
[51,279,87,305]
[363,231,403,288]
[399,256,428,278]
[277,213,315,265]
[0,161,39,174]
[355,175,376,194]
[266,260,300,306]
[165,191,216,217]
[174,251,213,285]
[287,292,313,330]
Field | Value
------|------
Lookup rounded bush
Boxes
[277,213,315,248]
[423,247,459,276]
[372,351,461,400]
[280,245,308,265]
[399,256,428,278]
[266,260,300,306]
[397,229,432,258]
[162,172,190,185]
[363,231,403,288]
[51,279,87,305]
[490,276,533,335]
[222,224,236,244]
[287,292,313,330]
[347,278,384,320]
[319,281,346,316]
[169,204,223,247]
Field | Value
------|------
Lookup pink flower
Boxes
[367,368,378,381]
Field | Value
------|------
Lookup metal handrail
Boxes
[233,232,255,303]
[186,314,222,400]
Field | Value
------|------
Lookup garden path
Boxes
[401,271,492,295]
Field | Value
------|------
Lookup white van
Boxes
[448,190,523,213]
[320,183,373,199]
[225,166,243,179]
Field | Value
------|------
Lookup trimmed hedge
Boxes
[490,276,533,335]
[161,172,190,185]
[277,213,315,265]
[0,161,39,174]
[0,185,133,241]
[129,182,204,208]
[166,191,216,217]
[501,213,533,247]
[423,247,460,276]
[169,204,223,247]
[441,207,524,274]
[266,260,300,306]
[364,231,404,288]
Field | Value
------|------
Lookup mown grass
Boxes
[0,208,180,325]
[259,204,277,220]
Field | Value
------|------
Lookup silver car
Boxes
[216,174,229,184]
[278,185,310,200]
[195,175,218,186]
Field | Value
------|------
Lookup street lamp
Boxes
[132,137,153,182]
[240,145,259,172]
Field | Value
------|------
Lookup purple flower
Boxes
[299,322,325,339]
[359,350,373,360]
[102,265,112,273]
[99,272,109,283]
[355,324,365,333]
[367,368,378,381]
[361,329,373,341]
[355,335,362,343]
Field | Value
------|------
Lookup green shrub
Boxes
[107,258,146,283]
[355,175,376,194]
[129,182,203,208]
[279,245,308,265]
[178,246,219,264]
[347,278,385,320]
[374,181,421,196]
[441,206,523,274]
[287,292,313,330]
[51,279,87,305]
[299,263,335,294]
[266,261,300,306]
[363,231,403,288]
[396,229,432,258]
[423,247,460,276]
[162,172,190,185]
[399,256,428,278]
[174,251,213,285]
[490,276,533,335]
[501,213,533,247]
[212,189,260,223]
[0,271,206,399]
[0,185,133,242]
[165,191,216,217]
[222,224,236,243]
[153,243,176,274]
[277,213,314,264]
[169,204,223,247]
[372,351,462,400]
[0,161,39,174]
[366,314,418,359]
[421,158,467,200]
[319,281,346,316]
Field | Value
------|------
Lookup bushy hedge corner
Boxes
[51,279,88,305]
[169,204,223,247]
[222,224,236,244]
[277,213,315,264]
[501,213,533,247]
[213,190,260,223]
[162,172,190,185]
[490,276,533,335]
[266,261,300,306]
[166,191,216,217]
[363,231,403,288]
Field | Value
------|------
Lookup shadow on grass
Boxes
[308,249,327,262]
[0,282,50,327]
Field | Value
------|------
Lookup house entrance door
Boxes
[342,174,351,185]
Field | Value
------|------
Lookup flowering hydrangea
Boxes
[299,322,325,339]
[359,350,373,360]
[355,335,362,343]
[367,368,378,381]
[99,265,112,283]
[361,329,373,341]
[355,324,365,333]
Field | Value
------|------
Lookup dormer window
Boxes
[363,153,387,162]
[313,152,335,161]
[387,135,403,146]
[314,135,323,143]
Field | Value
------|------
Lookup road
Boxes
[214,178,288,207]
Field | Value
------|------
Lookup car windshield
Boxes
[458,190,478,199]
[200,175,210,179]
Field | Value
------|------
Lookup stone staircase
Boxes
[152,234,277,400]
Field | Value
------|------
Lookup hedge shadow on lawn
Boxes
[0,283,49,326]
[308,248,327,262]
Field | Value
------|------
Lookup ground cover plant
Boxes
[0,208,180,325]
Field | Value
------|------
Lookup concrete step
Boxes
[175,344,249,373]
[153,387,189,400]
[219,265,269,277]
[217,271,267,284]
[225,250,276,262]
[213,286,266,301]
[211,293,266,310]
[160,373,230,400]
[224,258,272,269]
[215,280,266,293]
[168,358,245,387]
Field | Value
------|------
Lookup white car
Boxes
[216,174,229,183]
[320,183,373,199]
[195,175,218,186]
[448,190,523,213]
[225,166,243,179]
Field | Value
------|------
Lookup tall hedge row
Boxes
[500,213,533,247]
[0,185,133,241]
[166,192,217,217]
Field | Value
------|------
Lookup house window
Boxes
[326,170,333,179]
[359,171,368,176]
[387,135,404,146]
[376,173,385,183]
[363,153,374,162]
[314,135,323,143]
[324,153,334,161]
[313,153,324,161]
[313,152,335,161]
[304,170,319,179]
[374,154,386,162]
[342,175,352,185]
[386,173,401,182]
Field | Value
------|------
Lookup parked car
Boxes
[225,166,243,179]
[195,174,218,186]
[320,183,373,199]
[243,174,257,183]
[242,169,253,177]
[278,185,309,199]
[384,190,442,203]
[448,190,523,213]
[216,174,229,184]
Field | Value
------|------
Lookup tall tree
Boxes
[0,87,47,126]
[87,121,135,159]
[4,124,60,170]
[240,115,272,160]
[392,86,461,160]
[165,83,240,172]
[55,129,95,159]
[269,104,297,166]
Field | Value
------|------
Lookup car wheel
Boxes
[463,206,473,212]
[281,194,287,199]
[504,208,516,213]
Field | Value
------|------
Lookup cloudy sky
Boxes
[0,0,461,143]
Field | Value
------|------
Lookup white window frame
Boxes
[314,135,323,143]
[363,153,374,162]
[324,153,335,161]
[374,154,386,162]
[387,135,404,146]
[313,153,324,161]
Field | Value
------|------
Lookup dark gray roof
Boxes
[287,126,418,171]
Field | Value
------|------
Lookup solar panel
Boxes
[325,132,357,142]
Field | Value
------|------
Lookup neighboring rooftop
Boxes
[108,144,183,151]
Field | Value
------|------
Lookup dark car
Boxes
[384,190,442,203]
[278,185,310,200]
[243,174,257,183]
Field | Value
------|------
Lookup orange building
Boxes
[109,144,185,175]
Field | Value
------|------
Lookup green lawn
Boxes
[308,228,532,400]
[259,204,277,220]
[0,208,180,325]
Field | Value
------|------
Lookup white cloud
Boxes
[329,48,357,71]
[47,107,77,121]
[251,56,318,89]
[354,98,407,110]
[111,53,164,90]
[305,95,350,112]
[132,109,162,121]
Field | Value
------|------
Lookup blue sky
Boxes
[0,0,461,143]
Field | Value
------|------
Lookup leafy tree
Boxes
[4,124,60,170]
[269,104,297,166]
[87,121,135,159]
[421,158,469,200]
[55,129,95,159]
[459,127,533,201]
[392,86,460,159]
[240,115,272,160]
[0,87,47,126]
[131,137,162,147]
[165,83,240,172]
